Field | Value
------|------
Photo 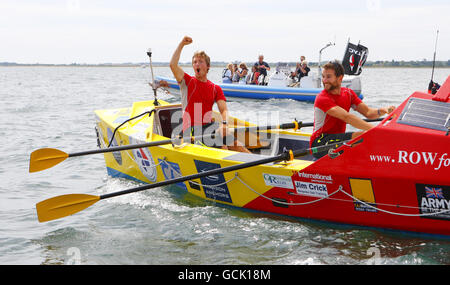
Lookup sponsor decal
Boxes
[294,181,328,198]
[107,128,122,165]
[132,147,157,182]
[416,184,450,221]
[348,47,363,56]
[263,173,294,189]
[369,151,449,171]
[194,160,232,203]
[349,178,377,213]
[353,201,377,212]
[158,159,186,190]
[297,172,333,184]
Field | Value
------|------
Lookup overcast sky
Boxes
[1,0,449,64]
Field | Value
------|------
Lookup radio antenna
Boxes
[147,48,159,106]
[430,29,439,82]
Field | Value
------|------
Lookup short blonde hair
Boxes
[192,50,211,67]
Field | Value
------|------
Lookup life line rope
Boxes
[239,174,450,218]
[124,152,450,219]
[338,188,450,217]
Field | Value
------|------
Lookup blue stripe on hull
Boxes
[156,76,363,101]
[222,90,316,101]
[107,167,147,184]
[107,167,187,189]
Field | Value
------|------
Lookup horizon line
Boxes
[1,59,450,67]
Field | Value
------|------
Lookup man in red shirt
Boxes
[170,36,250,153]
[311,61,395,159]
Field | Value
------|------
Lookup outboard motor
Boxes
[342,76,362,95]
[267,71,291,87]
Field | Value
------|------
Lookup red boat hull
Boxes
[244,76,450,237]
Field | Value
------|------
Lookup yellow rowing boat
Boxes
[94,99,313,208]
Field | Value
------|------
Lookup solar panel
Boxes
[397,97,450,132]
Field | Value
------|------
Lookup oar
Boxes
[29,121,303,173]
[36,140,354,223]
[29,139,175,173]
[236,117,384,133]
[29,117,384,173]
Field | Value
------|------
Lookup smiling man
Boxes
[169,36,250,153]
[310,61,395,159]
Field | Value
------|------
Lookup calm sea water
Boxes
[0,66,449,265]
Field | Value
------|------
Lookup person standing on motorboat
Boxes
[170,36,250,153]
[254,55,270,85]
[310,61,395,159]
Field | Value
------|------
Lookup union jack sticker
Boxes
[425,186,444,199]
[416,184,450,221]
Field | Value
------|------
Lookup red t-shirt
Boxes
[179,73,226,131]
[310,87,362,145]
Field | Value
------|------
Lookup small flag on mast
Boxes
[342,41,369,76]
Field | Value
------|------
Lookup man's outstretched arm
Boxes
[170,36,193,82]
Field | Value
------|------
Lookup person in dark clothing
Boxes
[296,61,310,80]
[254,55,270,85]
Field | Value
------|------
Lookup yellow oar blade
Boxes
[36,194,100,223]
[29,148,69,173]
